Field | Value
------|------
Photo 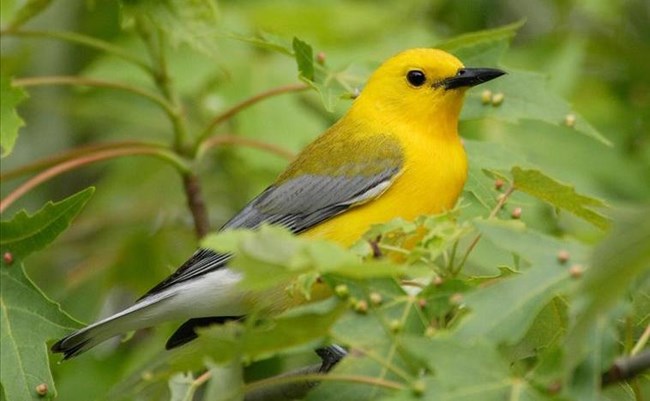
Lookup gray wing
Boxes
[140,166,400,298]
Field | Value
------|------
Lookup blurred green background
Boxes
[1,0,649,399]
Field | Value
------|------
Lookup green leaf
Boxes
[394,337,546,401]
[461,70,611,145]
[225,30,293,55]
[0,187,95,262]
[120,0,220,57]
[3,0,52,29]
[0,189,93,400]
[1,263,81,401]
[565,207,650,388]
[438,19,525,66]
[203,361,244,401]
[454,219,589,344]
[202,225,402,295]
[174,298,345,368]
[168,373,195,401]
[292,37,314,81]
[0,75,27,158]
[463,140,531,210]
[512,167,609,229]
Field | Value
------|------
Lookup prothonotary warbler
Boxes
[52,48,505,359]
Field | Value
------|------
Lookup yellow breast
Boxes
[303,119,467,247]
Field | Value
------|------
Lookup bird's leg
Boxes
[315,344,348,373]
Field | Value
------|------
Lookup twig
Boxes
[243,363,322,401]
[0,146,187,214]
[631,325,650,356]
[182,174,210,238]
[0,29,152,73]
[198,83,310,143]
[198,134,295,161]
[601,350,650,386]
[12,76,178,119]
[454,183,515,273]
[0,141,168,182]
[244,370,404,401]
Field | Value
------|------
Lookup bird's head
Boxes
[352,48,505,131]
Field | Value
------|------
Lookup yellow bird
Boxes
[52,48,504,359]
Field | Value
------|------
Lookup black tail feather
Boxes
[166,316,241,350]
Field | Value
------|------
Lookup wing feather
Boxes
[140,132,404,298]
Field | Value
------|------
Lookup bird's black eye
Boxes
[406,70,426,87]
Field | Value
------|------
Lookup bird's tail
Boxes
[51,292,174,359]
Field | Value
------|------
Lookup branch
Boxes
[454,182,515,273]
[198,134,295,161]
[13,76,178,119]
[244,370,404,401]
[182,174,210,239]
[243,363,322,401]
[0,141,168,181]
[0,146,187,214]
[0,29,152,73]
[601,350,650,386]
[198,83,310,143]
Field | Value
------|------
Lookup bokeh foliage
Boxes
[1,1,648,401]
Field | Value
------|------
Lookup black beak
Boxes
[441,67,506,90]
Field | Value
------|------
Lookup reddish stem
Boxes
[0,146,182,214]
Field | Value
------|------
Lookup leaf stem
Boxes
[0,29,152,73]
[631,324,650,356]
[0,146,188,214]
[0,141,168,181]
[12,76,178,120]
[454,183,516,273]
[197,83,310,144]
[182,174,210,238]
[244,372,404,395]
[198,134,295,161]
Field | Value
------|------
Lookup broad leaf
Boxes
[0,189,93,400]
[2,0,52,28]
[0,187,95,261]
[168,373,195,401]
[293,37,314,81]
[120,0,220,57]
[0,75,27,158]
[461,70,610,145]
[565,207,650,395]
[454,219,588,344]
[173,298,344,369]
[463,140,531,210]
[0,263,81,401]
[394,337,546,401]
[438,19,525,66]
[512,167,609,229]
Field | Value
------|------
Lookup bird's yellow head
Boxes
[351,48,504,133]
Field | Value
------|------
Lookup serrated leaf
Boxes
[453,219,588,344]
[173,298,344,368]
[5,0,52,29]
[512,167,609,229]
[461,70,610,145]
[438,19,525,66]
[565,207,650,390]
[292,37,314,81]
[120,0,220,58]
[225,30,293,55]
[0,75,28,158]
[463,140,531,210]
[202,225,402,294]
[0,187,95,262]
[393,337,546,401]
[0,263,81,401]
[0,189,92,400]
